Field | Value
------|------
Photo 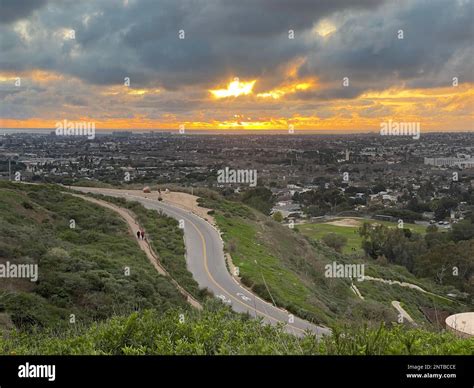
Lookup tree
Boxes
[359,223,426,271]
[370,182,386,194]
[241,187,274,215]
[359,223,389,259]
[414,240,474,293]
[451,219,474,242]
[432,198,458,221]
[304,206,325,217]
[272,211,283,223]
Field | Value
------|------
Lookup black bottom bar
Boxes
[0,355,472,387]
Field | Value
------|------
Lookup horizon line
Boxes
[1,128,473,135]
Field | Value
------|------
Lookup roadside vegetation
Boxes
[359,220,474,299]
[88,193,207,301]
[1,302,472,355]
[198,193,468,328]
[1,182,471,355]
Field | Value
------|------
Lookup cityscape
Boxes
[1,132,473,229]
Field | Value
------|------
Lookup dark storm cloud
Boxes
[0,0,388,88]
[0,0,48,24]
[0,0,472,101]
[117,0,387,88]
[301,0,474,88]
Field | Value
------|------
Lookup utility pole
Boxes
[8,158,11,181]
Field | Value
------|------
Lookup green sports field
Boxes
[297,218,429,255]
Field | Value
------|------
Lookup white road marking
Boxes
[216,294,232,305]
[237,292,252,302]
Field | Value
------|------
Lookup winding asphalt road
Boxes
[72,187,330,337]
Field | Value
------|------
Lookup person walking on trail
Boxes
[137,230,141,239]
[140,230,145,240]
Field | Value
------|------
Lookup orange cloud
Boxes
[257,79,316,99]
[2,75,472,132]
[0,70,63,85]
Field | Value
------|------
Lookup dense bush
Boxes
[240,187,275,215]
[1,303,472,355]
[322,233,348,253]
[360,221,474,298]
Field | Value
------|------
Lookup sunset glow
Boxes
[0,0,472,133]
[257,80,315,99]
[210,79,256,98]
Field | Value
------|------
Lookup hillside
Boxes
[85,192,207,302]
[0,182,471,356]
[0,182,188,330]
[198,194,467,328]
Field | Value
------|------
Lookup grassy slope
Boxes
[2,183,470,355]
[0,182,187,330]
[215,212,318,314]
[298,223,365,254]
[198,196,465,327]
[200,196,369,325]
[88,193,206,301]
[298,220,465,323]
[297,219,429,255]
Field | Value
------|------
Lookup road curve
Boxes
[71,187,330,337]
[69,193,202,309]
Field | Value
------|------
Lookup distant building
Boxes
[424,157,474,168]
[374,214,397,222]
[112,131,133,137]
[271,201,303,219]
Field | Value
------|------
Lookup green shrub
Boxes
[1,304,472,355]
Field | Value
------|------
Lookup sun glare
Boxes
[314,19,337,37]
[210,78,256,98]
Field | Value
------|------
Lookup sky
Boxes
[0,0,473,132]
